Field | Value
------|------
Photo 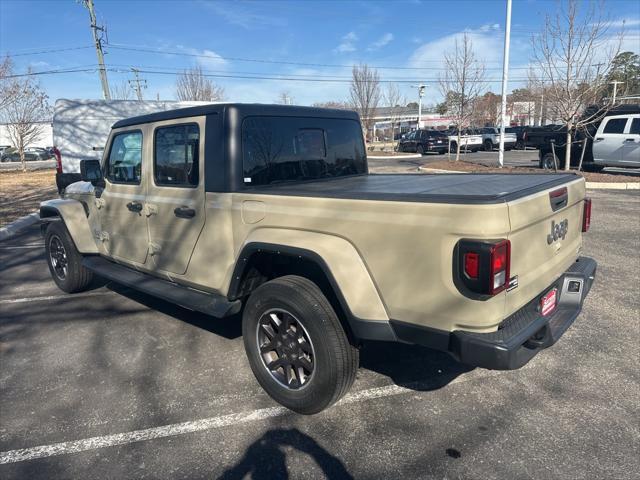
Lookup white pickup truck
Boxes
[477,127,518,152]
[447,129,483,152]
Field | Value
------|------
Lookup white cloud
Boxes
[605,18,640,28]
[478,23,500,33]
[335,32,358,53]
[368,33,394,50]
[181,48,227,70]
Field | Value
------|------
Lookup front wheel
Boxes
[484,140,493,151]
[416,144,424,155]
[45,221,93,293]
[242,275,359,414]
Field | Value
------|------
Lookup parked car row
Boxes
[0,146,54,162]
[398,127,519,154]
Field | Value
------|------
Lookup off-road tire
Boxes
[45,221,93,293]
[242,275,359,414]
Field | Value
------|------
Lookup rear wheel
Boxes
[484,139,493,152]
[540,152,559,170]
[45,221,93,293]
[515,139,525,150]
[242,275,359,414]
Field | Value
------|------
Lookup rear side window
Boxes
[603,118,628,134]
[630,118,640,135]
[106,131,142,184]
[242,116,366,186]
[154,124,200,187]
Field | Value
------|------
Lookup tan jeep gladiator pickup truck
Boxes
[40,104,596,414]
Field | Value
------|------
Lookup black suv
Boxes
[398,129,448,155]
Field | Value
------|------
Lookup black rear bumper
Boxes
[391,256,597,370]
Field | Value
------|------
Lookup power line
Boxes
[106,44,536,71]
[1,46,94,57]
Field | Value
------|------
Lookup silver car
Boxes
[592,113,640,167]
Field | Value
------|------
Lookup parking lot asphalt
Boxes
[0,159,56,171]
[367,149,640,176]
[1,190,639,479]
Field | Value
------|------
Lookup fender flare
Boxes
[40,199,99,254]
[228,230,396,342]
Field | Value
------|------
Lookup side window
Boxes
[603,118,628,134]
[154,124,200,187]
[630,118,640,135]
[106,131,143,184]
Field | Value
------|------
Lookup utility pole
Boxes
[609,81,624,104]
[411,84,426,129]
[498,0,512,168]
[82,0,111,100]
[128,68,147,101]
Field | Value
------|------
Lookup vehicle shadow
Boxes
[218,428,353,480]
[106,282,243,340]
[105,281,470,389]
[359,340,473,391]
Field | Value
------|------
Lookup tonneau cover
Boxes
[246,173,579,204]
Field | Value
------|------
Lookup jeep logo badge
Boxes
[547,219,569,244]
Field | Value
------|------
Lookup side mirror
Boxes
[80,159,104,187]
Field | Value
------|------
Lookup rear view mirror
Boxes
[80,159,104,187]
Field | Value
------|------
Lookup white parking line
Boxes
[0,373,497,464]
[0,291,114,305]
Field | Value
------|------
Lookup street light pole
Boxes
[609,81,624,104]
[498,0,512,168]
[412,84,426,129]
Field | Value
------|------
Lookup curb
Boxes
[0,213,40,241]
[369,154,423,161]
[417,167,640,190]
[584,182,640,190]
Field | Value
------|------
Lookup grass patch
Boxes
[0,169,57,227]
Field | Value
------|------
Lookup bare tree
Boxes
[312,101,350,109]
[175,65,225,102]
[439,33,486,160]
[349,64,381,141]
[276,91,294,105]
[110,80,133,100]
[383,83,404,150]
[0,56,20,111]
[2,73,51,172]
[531,0,622,170]
[472,92,501,127]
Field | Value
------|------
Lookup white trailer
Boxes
[53,99,209,192]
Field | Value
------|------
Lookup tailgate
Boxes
[505,178,586,315]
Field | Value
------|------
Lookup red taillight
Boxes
[456,239,511,296]
[464,252,479,279]
[489,240,510,294]
[582,198,592,232]
[53,146,62,174]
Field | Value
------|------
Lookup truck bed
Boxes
[247,173,579,204]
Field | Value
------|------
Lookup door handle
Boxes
[126,201,143,213]
[174,206,196,218]
[624,138,636,142]
[594,137,604,141]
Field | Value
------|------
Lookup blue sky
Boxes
[1,0,638,106]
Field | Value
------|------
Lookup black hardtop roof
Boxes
[111,103,360,129]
